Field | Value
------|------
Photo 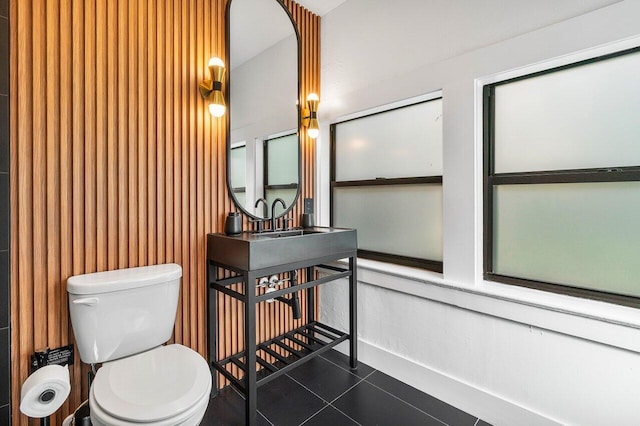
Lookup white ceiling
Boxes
[230,0,347,69]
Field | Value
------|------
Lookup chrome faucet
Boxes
[271,198,287,231]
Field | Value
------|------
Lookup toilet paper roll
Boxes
[20,364,71,418]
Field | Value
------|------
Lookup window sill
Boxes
[329,258,640,353]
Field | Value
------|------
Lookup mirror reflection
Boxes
[228,0,300,219]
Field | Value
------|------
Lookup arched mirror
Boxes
[227,0,300,220]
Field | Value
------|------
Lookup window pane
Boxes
[266,188,297,217]
[493,182,640,298]
[230,145,246,189]
[335,99,443,181]
[494,50,640,173]
[333,184,442,261]
[267,134,298,185]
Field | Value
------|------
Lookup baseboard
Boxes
[334,339,563,426]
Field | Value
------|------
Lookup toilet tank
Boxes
[67,264,182,364]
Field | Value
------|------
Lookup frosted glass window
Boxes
[266,134,298,185]
[334,99,442,181]
[485,46,640,305]
[230,145,246,190]
[266,188,297,216]
[332,96,443,271]
[493,182,640,298]
[333,185,442,261]
[493,50,640,173]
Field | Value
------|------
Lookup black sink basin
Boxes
[255,229,321,238]
[207,227,357,271]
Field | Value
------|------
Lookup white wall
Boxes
[317,1,640,425]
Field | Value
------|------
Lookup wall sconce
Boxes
[199,57,226,117]
[301,93,320,139]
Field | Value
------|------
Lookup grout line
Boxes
[286,373,335,404]
[228,385,276,426]
[318,353,368,378]
[327,375,369,405]
[259,411,276,426]
[328,405,363,426]
[298,407,323,426]
[284,363,367,425]
[363,373,450,426]
[474,418,480,426]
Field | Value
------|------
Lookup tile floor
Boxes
[201,349,492,426]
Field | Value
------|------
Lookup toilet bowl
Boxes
[67,264,212,425]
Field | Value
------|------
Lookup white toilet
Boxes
[67,263,212,425]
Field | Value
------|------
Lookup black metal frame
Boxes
[207,252,358,426]
[329,99,444,273]
[225,0,303,221]
[483,46,640,309]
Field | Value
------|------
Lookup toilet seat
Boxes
[90,344,211,424]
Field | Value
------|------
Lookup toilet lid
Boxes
[92,344,211,423]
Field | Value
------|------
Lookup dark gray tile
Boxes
[0,18,7,95]
[333,381,443,426]
[477,420,493,426]
[0,328,8,406]
[0,0,6,18]
[287,356,362,402]
[0,251,7,329]
[0,404,8,426]
[320,349,375,379]
[202,386,271,426]
[302,405,358,426]
[368,371,477,425]
[258,374,326,426]
[0,95,7,173]
[0,173,7,251]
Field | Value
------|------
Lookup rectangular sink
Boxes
[255,229,320,238]
[207,226,357,271]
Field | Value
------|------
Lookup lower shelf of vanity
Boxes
[212,321,349,392]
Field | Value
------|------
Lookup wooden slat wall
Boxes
[9,0,319,424]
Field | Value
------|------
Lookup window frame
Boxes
[483,46,640,309]
[330,98,444,273]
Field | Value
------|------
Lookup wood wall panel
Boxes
[10,0,319,423]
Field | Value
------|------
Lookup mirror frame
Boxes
[225,0,303,220]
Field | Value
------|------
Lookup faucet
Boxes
[270,198,287,231]
[252,198,269,232]
[254,198,269,218]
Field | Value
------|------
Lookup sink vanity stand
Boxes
[206,227,358,426]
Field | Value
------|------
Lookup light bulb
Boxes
[208,57,224,67]
[307,118,319,139]
[208,102,226,117]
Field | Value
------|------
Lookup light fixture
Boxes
[199,57,226,117]
[301,93,320,139]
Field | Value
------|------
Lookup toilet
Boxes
[67,263,211,425]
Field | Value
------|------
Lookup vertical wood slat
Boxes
[59,0,74,417]
[10,0,319,422]
[106,0,118,272]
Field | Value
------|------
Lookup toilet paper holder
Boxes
[23,345,75,426]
